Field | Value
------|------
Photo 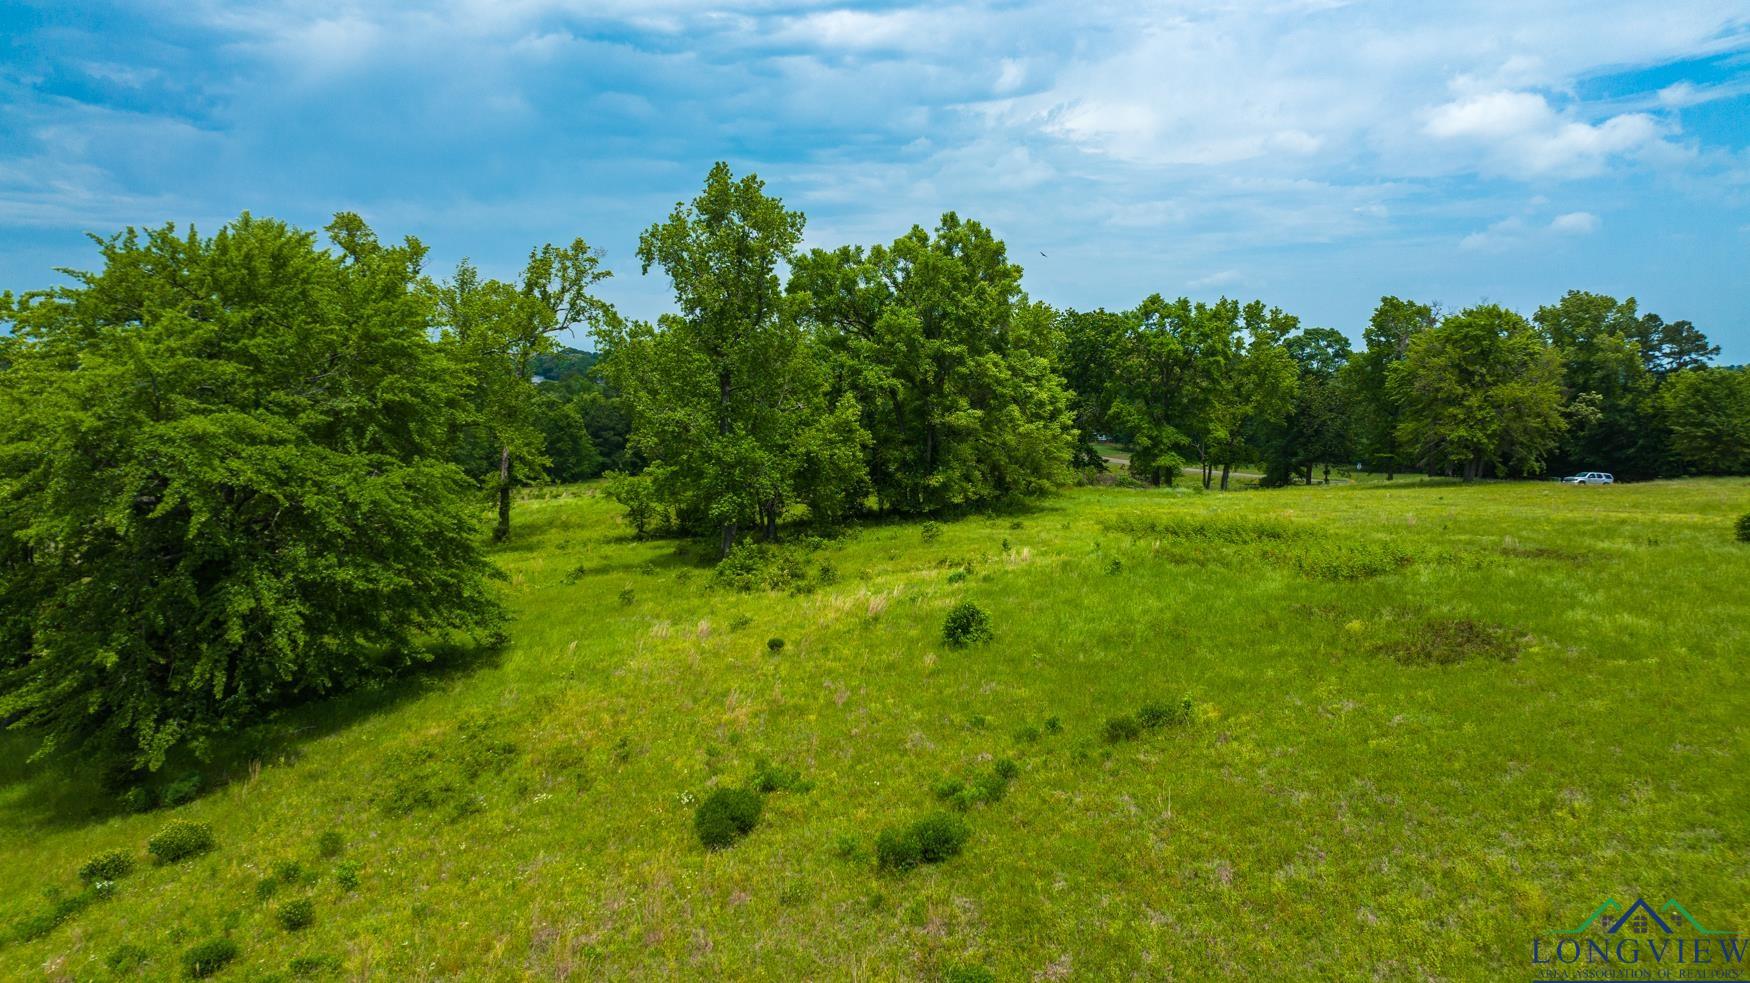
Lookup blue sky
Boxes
[2,1,1748,358]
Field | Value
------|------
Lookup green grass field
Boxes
[4,478,1748,980]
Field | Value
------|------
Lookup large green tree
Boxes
[1262,327,1354,485]
[1389,304,1566,479]
[434,241,614,542]
[1102,296,1235,486]
[0,214,503,770]
[602,163,868,554]
[788,214,1076,512]
[1345,296,1437,478]
[1661,366,1750,474]
[1054,307,1132,467]
[1208,301,1299,490]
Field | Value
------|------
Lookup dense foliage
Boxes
[599,163,871,554]
[789,214,1077,512]
[0,215,504,769]
[1,164,1742,776]
[1056,289,1742,483]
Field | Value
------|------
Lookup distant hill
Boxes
[529,347,598,387]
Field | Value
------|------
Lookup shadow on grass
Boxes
[0,639,506,835]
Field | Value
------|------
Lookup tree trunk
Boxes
[492,446,512,543]
[719,522,737,558]
[1306,464,1314,485]
[1322,464,1330,485]
[1219,462,1230,491]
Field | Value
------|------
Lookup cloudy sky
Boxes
[3,1,1748,356]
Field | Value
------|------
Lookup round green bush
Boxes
[78,848,135,885]
[912,812,970,863]
[767,637,785,652]
[147,820,214,864]
[941,602,993,647]
[1736,512,1750,543]
[878,813,970,871]
[182,937,238,978]
[278,897,315,931]
[316,830,345,858]
[875,825,922,872]
[694,787,763,850]
[1103,714,1142,743]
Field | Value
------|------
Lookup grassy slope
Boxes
[2,479,1748,980]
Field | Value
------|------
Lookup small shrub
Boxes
[604,470,661,538]
[1103,715,1142,743]
[921,521,942,542]
[316,831,345,858]
[750,757,811,794]
[946,567,970,584]
[147,820,214,864]
[913,812,971,863]
[767,637,785,653]
[278,897,315,931]
[1014,724,1041,743]
[934,776,968,799]
[618,587,636,607]
[878,813,970,871]
[120,786,154,813]
[938,759,1018,810]
[13,886,109,942]
[695,787,763,850]
[716,542,807,592]
[160,772,202,808]
[182,937,238,978]
[817,561,840,586]
[78,849,135,885]
[1043,716,1062,735]
[106,944,149,973]
[832,833,864,861]
[255,877,281,901]
[729,614,752,631]
[1105,557,1123,575]
[874,825,922,872]
[274,859,306,884]
[942,602,993,647]
[944,965,997,983]
[1737,512,1750,543]
[289,954,344,978]
[1138,697,1195,729]
[334,860,361,891]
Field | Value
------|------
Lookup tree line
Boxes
[1,163,1744,772]
[1061,290,1738,488]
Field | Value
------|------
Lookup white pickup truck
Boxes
[1562,471,1614,485]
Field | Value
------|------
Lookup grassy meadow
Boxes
[3,477,1748,980]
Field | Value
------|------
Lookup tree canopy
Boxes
[0,214,503,770]
[789,213,1077,513]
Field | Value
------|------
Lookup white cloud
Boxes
[1549,211,1600,235]
[1461,208,1601,250]
[1423,90,1678,178]
[1189,269,1242,288]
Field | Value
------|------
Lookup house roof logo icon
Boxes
[1555,897,1738,936]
